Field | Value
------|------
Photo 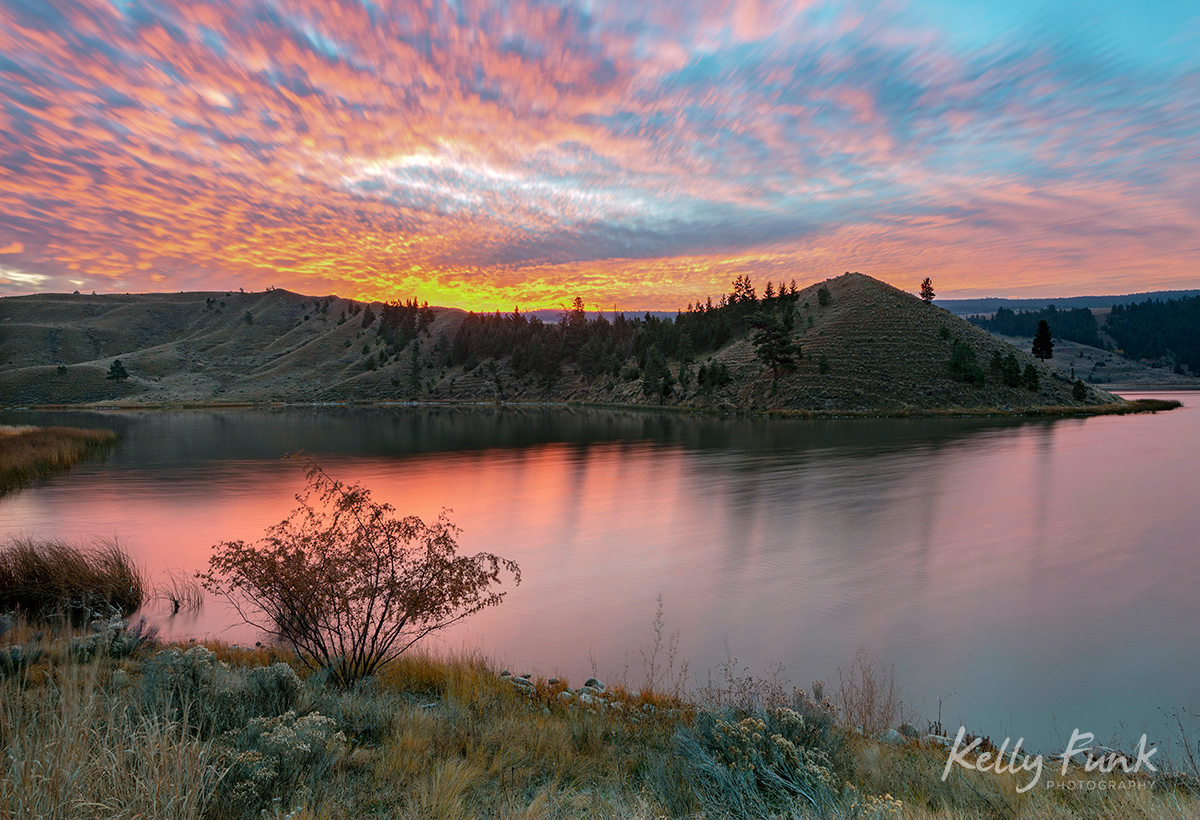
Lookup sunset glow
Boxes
[0,0,1197,308]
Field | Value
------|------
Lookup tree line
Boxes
[968,305,1102,348]
[1105,295,1200,375]
[435,275,823,398]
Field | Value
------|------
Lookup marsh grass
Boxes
[0,536,148,621]
[0,425,118,493]
[156,571,205,614]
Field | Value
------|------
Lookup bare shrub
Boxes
[835,648,905,735]
[696,646,792,711]
[200,456,520,686]
[639,594,689,699]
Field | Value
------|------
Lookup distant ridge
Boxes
[937,289,1200,316]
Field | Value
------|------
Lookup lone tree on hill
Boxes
[200,455,520,686]
[750,309,801,382]
[920,278,935,303]
[1032,319,1054,360]
[106,359,129,380]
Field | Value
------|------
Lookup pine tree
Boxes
[920,278,935,303]
[749,310,801,381]
[408,340,422,397]
[640,345,675,402]
[1032,320,1054,360]
[1023,363,1040,390]
[106,359,129,380]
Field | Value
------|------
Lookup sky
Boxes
[0,0,1197,310]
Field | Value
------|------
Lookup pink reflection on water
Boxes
[1,397,1198,748]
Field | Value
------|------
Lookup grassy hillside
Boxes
[0,275,1123,413]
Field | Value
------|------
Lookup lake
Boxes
[2,396,1198,753]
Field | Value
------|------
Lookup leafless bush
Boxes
[835,648,905,735]
[696,645,792,711]
[640,594,689,699]
[200,455,520,686]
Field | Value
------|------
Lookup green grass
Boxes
[0,424,118,493]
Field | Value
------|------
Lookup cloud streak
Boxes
[0,0,1196,306]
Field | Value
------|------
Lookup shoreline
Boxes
[1,395,1184,420]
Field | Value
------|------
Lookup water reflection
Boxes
[1,400,1197,751]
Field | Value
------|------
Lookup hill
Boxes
[0,274,1122,414]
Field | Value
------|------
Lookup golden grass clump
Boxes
[0,424,118,493]
[0,536,148,620]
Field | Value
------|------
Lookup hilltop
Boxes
[0,274,1125,414]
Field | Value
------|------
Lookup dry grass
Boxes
[0,424,118,493]
[2,623,1199,819]
[764,397,1183,420]
[847,736,1200,820]
[0,647,225,819]
[836,648,906,735]
[0,536,148,621]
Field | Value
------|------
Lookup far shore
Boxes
[2,395,1184,420]
[1106,384,1200,393]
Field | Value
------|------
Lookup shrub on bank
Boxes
[670,706,840,818]
[139,645,303,737]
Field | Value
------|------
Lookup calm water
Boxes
[3,397,1198,752]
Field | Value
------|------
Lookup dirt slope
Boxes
[0,275,1118,412]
